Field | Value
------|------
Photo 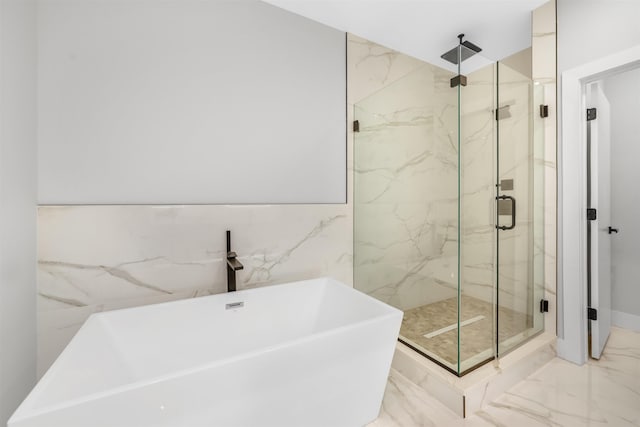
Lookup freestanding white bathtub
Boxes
[9,277,402,427]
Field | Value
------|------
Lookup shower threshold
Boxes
[392,330,555,418]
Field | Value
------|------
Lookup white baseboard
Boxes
[612,310,640,332]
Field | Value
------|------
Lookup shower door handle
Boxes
[496,195,516,230]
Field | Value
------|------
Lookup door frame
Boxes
[559,44,640,365]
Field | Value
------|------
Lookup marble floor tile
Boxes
[372,327,640,426]
[368,368,461,427]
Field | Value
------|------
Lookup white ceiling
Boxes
[262,0,549,71]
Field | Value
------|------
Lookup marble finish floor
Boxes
[401,296,531,370]
[371,326,640,426]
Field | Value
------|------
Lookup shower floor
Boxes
[400,295,532,372]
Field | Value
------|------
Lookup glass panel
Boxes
[496,54,545,356]
[458,60,498,373]
[354,63,460,373]
[532,82,546,335]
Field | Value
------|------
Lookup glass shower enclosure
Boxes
[353,40,545,376]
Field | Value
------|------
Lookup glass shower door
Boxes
[495,58,545,356]
[457,60,498,374]
[353,63,461,373]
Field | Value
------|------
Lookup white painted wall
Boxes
[557,0,640,340]
[0,0,37,423]
[38,0,346,205]
[603,68,640,323]
[557,0,640,73]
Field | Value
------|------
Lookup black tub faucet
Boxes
[226,230,243,292]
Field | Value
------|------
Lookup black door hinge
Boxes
[353,120,360,132]
[587,108,597,121]
[451,74,467,88]
[587,307,598,320]
[540,105,549,118]
[540,299,549,313]
[587,208,597,220]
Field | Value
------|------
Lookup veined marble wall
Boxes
[37,205,352,375]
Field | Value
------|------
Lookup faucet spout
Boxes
[226,251,244,271]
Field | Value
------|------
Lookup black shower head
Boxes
[440,34,483,65]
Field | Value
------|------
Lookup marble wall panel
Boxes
[37,205,352,375]
[348,35,426,105]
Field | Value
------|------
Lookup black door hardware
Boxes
[608,226,619,234]
[540,299,549,313]
[540,104,549,118]
[496,195,516,230]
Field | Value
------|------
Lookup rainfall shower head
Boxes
[441,34,482,65]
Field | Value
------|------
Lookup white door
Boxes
[588,82,612,359]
